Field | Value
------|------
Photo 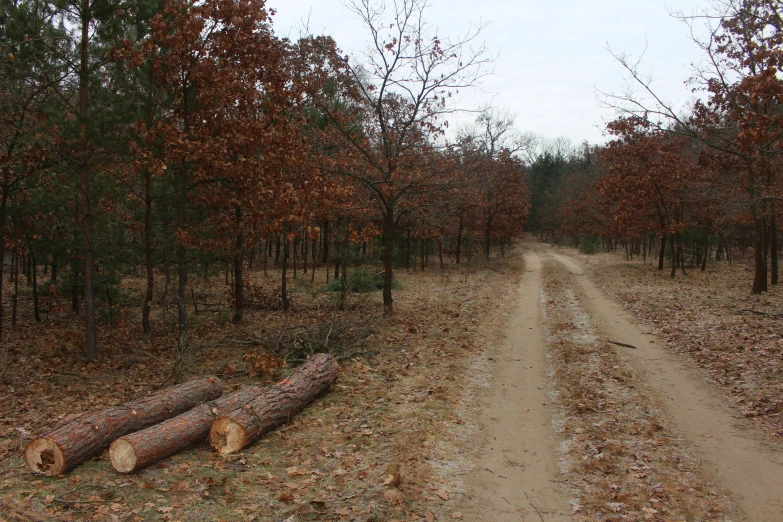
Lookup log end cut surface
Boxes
[210,418,246,454]
[24,438,65,476]
[108,438,137,473]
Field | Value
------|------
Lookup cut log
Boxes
[25,376,223,476]
[110,384,265,473]
[210,353,340,454]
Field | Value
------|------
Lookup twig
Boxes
[529,501,545,522]
[604,340,637,349]
[275,325,309,353]
[228,338,264,346]
[740,308,783,319]
[53,497,119,505]
[133,381,167,388]
[51,369,90,380]
[325,492,359,502]
[51,483,111,505]
[101,340,134,350]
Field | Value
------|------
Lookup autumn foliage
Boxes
[0,0,529,364]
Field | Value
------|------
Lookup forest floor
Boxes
[2,240,783,521]
[0,251,521,521]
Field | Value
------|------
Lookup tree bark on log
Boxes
[110,384,265,473]
[210,354,340,454]
[25,376,223,476]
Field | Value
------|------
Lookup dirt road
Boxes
[459,245,783,521]
[459,250,571,521]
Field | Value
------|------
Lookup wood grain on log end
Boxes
[209,417,246,454]
[108,438,137,473]
[24,437,65,476]
[23,376,224,476]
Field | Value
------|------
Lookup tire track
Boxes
[461,250,571,521]
[550,249,783,521]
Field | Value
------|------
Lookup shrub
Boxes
[579,236,602,255]
[323,267,401,293]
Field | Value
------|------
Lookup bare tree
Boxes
[307,0,494,314]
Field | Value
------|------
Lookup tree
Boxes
[135,0,300,373]
[604,0,783,293]
[599,117,707,275]
[304,0,493,314]
[0,0,63,344]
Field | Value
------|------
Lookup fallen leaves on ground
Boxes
[540,259,736,522]
[568,248,783,438]
[0,254,523,521]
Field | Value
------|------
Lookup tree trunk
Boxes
[658,233,666,271]
[702,230,709,272]
[31,250,40,322]
[382,209,395,315]
[333,230,340,280]
[209,354,340,454]
[293,237,298,280]
[406,230,411,270]
[71,228,79,314]
[25,376,223,476]
[143,167,153,334]
[263,238,268,276]
[321,220,329,263]
[175,163,190,381]
[485,219,492,258]
[752,216,766,294]
[12,250,18,327]
[79,1,97,361]
[677,231,686,275]
[456,215,463,265]
[311,237,317,285]
[110,384,265,473]
[771,210,778,285]
[233,207,244,323]
[281,235,289,311]
[0,185,7,343]
[302,233,308,275]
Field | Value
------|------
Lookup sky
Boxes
[269,0,713,146]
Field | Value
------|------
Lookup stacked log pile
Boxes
[25,376,223,476]
[24,354,340,475]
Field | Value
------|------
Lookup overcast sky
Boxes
[269,0,711,146]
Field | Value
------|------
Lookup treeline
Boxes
[0,0,530,361]
[527,0,782,295]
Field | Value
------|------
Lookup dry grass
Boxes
[0,252,524,521]
[540,260,737,522]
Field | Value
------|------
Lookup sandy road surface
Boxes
[460,249,571,521]
[550,250,783,522]
[459,245,783,521]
